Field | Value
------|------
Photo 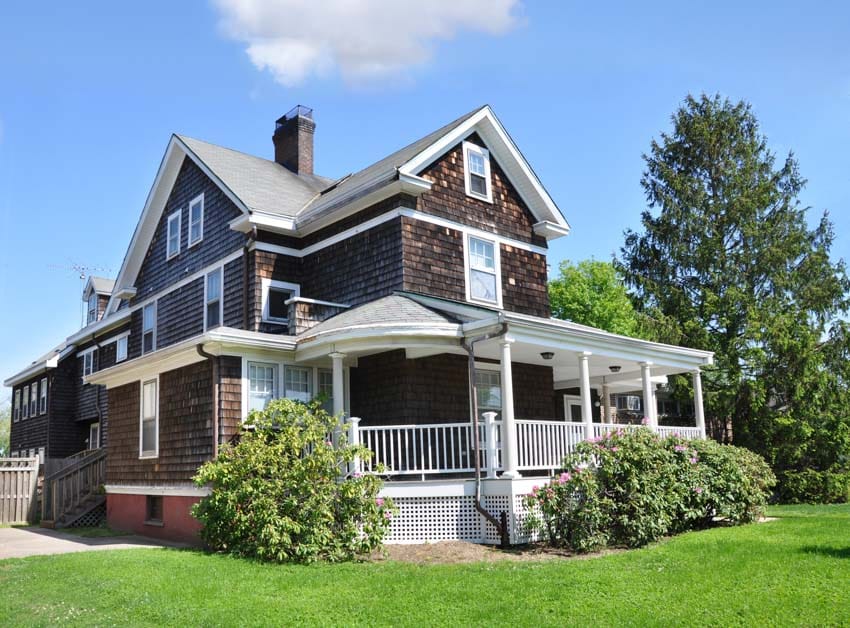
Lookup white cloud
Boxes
[213,0,522,86]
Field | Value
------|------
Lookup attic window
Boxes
[87,292,98,324]
[188,194,204,247]
[463,141,493,203]
[166,210,181,259]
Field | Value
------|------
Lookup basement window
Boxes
[463,141,493,203]
[145,495,163,525]
[166,210,181,259]
[261,279,300,325]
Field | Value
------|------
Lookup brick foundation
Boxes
[107,493,203,545]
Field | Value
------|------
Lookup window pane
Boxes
[248,363,276,412]
[143,332,154,354]
[268,288,290,321]
[284,367,311,402]
[142,418,156,453]
[142,381,157,419]
[318,370,334,413]
[207,271,220,301]
[207,303,220,328]
[143,304,155,332]
[117,337,128,362]
[470,269,497,302]
[469,238,494,270]
[475,370,501,410]
[468,151,486,176]
[190,199,203,244]
[570,404,584,421]
[470,173,487,196]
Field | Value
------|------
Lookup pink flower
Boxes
[531,485,540,495]
[384,511,392,519]
[375,497,384,507]
[610,446,620,452]
[690,457,698,464]
[558,472,572,484]
[325,440,333,446]
[546,488,555,498]
[641,417,650,425]
[693,486,703,494]
[353,472,362,478]
[674,445,687,452]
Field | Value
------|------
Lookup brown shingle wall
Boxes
[223,257,245,328]
[157,277,204,348]
[417,133,548,247]
[106,361,213,486]
[400,218,466,301]
[219,356,242,444]
[350,351,554,425]
[500,244,550,318]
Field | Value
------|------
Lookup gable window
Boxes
[30,384,38,417]
[466,235,500,305]
[284,366,312,403]
[87,292,98,324]
[248,362,277,412]
[89,422,100,449]
[205,268,222,330]
[39,377,47,414]
[142,303,156,354]
[166,210,181,259]
[13,390,20,422]
[463,141,493,203]
[116,335,129,363]
[261,279,300,325]
[82,350,95,379]
[140,378,158,458]
[188,194,204,247]
[22,386,29,419]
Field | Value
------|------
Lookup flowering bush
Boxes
[192,398,394,563]
[525,428,775,552]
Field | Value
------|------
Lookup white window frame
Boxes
[89,422,100,450]
[142,302,157,355]
[29,384,38,417]
[87,292,98,324]
[247,361,278,413]
[188,193,204,248]
[116,335,129,363]
[462,141,493,203]
[21,385,29,419]
[616,395,642,412]
[284,365,312,403]
[81,348,96,380]
[563,394,584,422]
[39,377,47,414]
[464,234,502,307]
[317,369,334,414]
[139,377,159,459]
[261,279,300,325]
[204,267,223,331]
[13,389,20,422]
[166,210,181,260]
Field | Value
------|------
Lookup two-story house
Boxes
[10,105,713,544]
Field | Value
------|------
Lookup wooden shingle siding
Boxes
[47,355,87,458]
[350,351,554,426]
[157,276,204,348]
[417,133,547,247]
[500,244,550,318]
[9,373,49,454]
[223,257,245,328]
[218,356,242,443]
[131,158,245,305]
[300,194,416,247]
[251,250,300,333]
[400,218,466,302]
[106,360,213,485]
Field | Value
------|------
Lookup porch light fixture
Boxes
[609,365,622,373]
[540,351,554,360]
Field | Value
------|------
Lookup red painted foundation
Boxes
[107,493,203,545]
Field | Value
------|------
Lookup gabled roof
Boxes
[83,276,115,299]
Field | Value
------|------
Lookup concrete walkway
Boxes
[0,527,181,559]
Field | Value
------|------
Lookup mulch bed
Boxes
[371,541,620,565]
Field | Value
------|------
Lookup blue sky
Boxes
[1,1,848,402]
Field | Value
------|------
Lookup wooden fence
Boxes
[0,457,40,524]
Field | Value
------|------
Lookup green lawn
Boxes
[1,505,848,627]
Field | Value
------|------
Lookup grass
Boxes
[56,526,133,539]
[1,504,848,627]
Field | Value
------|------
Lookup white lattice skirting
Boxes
[379,478,544,545]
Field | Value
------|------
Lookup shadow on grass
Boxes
[800,545,850,559]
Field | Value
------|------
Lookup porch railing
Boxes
[354,419,703,478]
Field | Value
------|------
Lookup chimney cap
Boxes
[276,105,313,128]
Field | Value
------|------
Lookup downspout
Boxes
[89,334,104,441]
[461,321,509,548]
[242,227,258,331]
[197,345,220,458]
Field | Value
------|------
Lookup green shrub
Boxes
[192,398,393,563]
[777,469,850,504]
[525,428,775,552]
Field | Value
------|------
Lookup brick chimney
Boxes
[273,105,315,175]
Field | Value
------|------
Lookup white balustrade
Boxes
[515,420,585,472]
[657,426,703,440]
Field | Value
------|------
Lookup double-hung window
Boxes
[166,210,181,259]
[30,384,38,417]
[284,366,312,403]
[22,386,29,419]
[188,194,204,247]
[89,422,100,450]
[248,362,277,412]
[261,279,300,325]
[142,303,156,354]
[205,268,222,330]
[87,292,98,324]
[82,350,95,379]
[318,369,334,414]
[467,236,499,305]
[475,369,501,422]
[13,390,20,422]
[116,335,129,362]
[140,379,158,458]
[39,377,47,414]
[463,141,493,202]
[616,395,642,412]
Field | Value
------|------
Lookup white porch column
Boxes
[640,361,657,431]
[601,380,611,424]
[483,411,499,479]
[329,352,346,418]
[578,352,594,440]
[693,369,706,439]
[500,338,520,479]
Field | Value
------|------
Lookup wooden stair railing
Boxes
[41,449,106,527]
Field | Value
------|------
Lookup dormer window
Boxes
[463,141,493,203]
[166,210,181,259]
[466,235,501,306]
[188,194,204,247]
[261,279,300,325]
[87,292,98,324]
